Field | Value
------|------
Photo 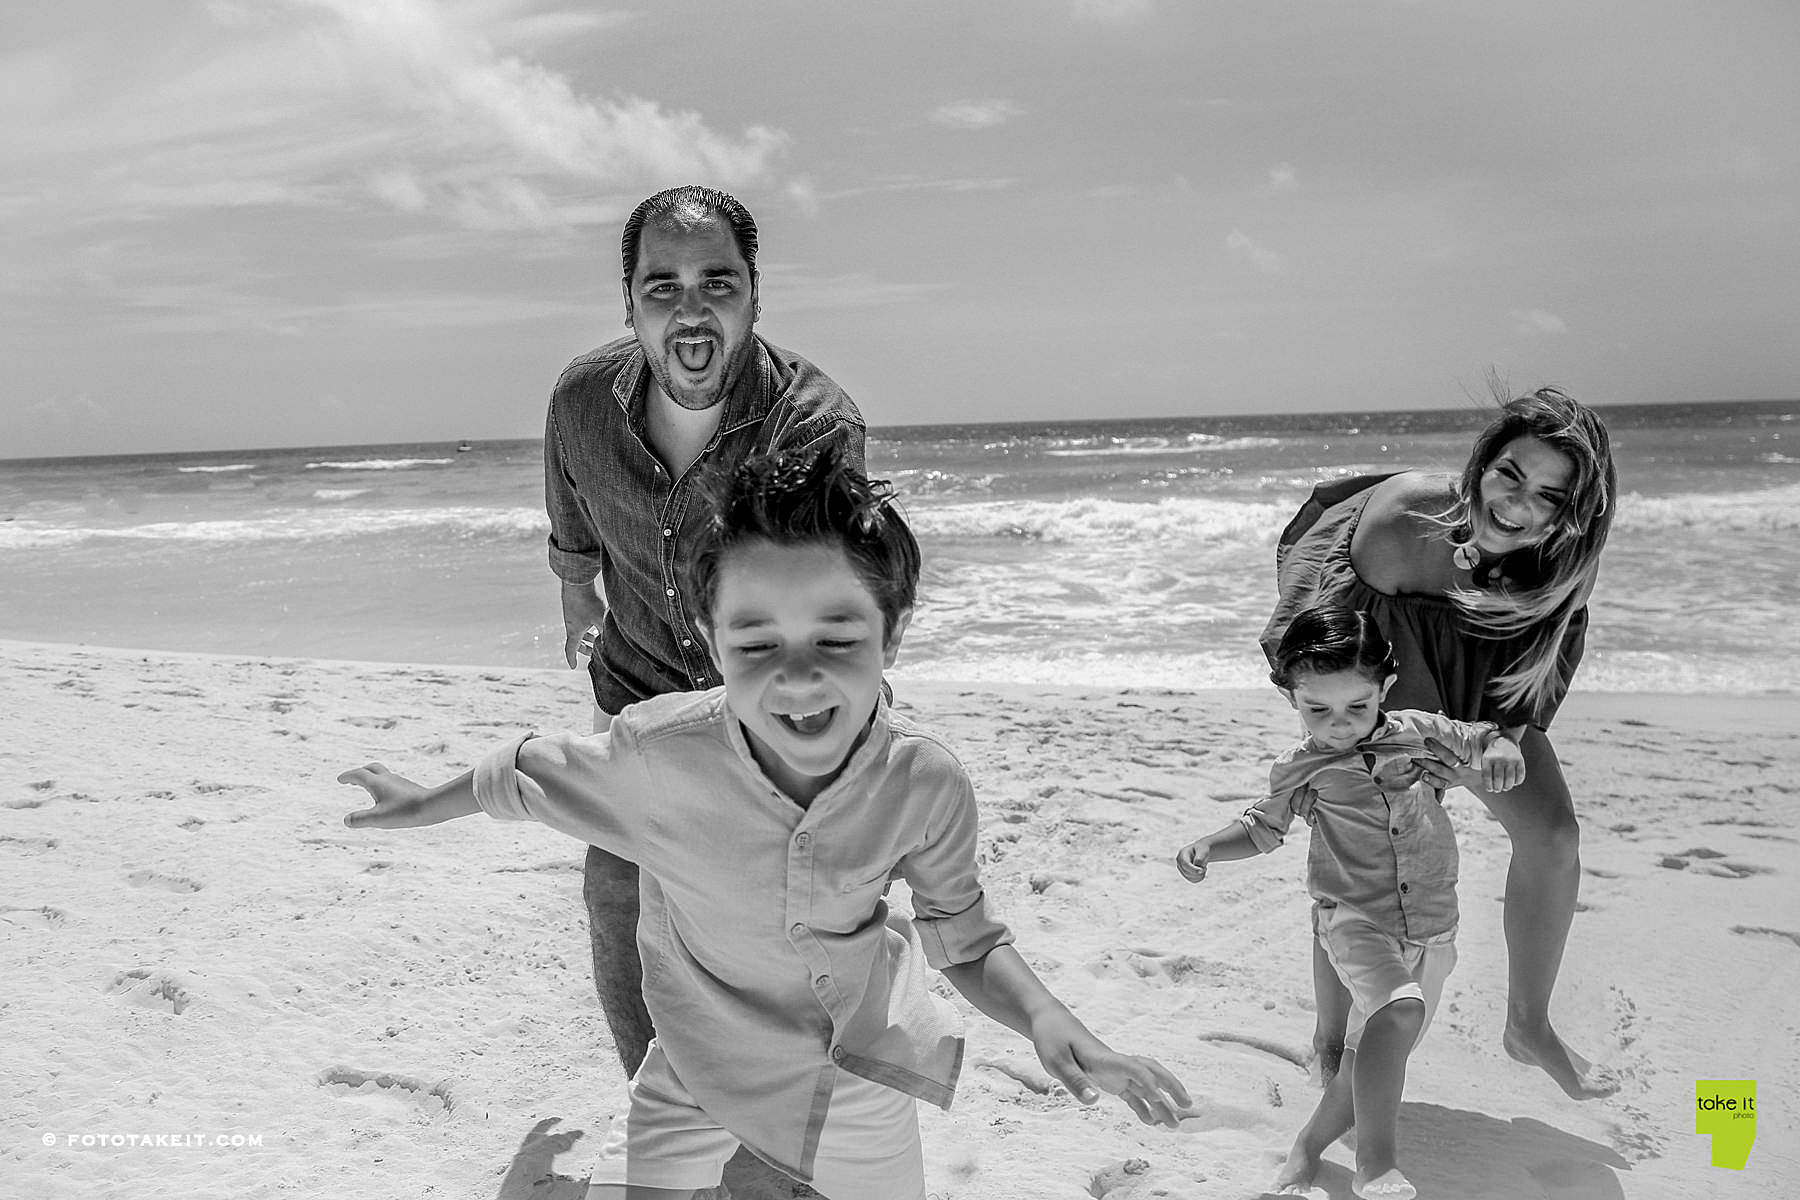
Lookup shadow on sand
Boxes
[1263,1102,1631,1200]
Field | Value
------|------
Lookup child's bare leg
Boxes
[585,1186,699,1199]
[1348,999,1424,1199]
[1310,940,1350,1085]
[1272,1053,1357,1193]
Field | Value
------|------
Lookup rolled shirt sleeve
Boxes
[900,769,1014,969]
[471,727,653,860]
[543,397,605,586]
[1239,786,1308,854]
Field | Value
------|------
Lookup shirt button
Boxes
[665,587,676,598]
[682,639,693,648]
[791,923,806,938]
[663,528,674,538]
[830,1046,847,1063]
[1391,827,1400,836]
[815,975,831,989]
[1399,882,1410,893]
[795,832,811,848]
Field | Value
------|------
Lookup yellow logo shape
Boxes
[1696,1079,1756,1169]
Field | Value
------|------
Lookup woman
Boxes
[1261,387,1619,1100]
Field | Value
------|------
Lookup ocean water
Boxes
[2,400,1795,694]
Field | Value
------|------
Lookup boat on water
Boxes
[456,440,473,453]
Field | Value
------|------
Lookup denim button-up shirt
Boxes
[544,335,865,711]
[471,690,1013,1182]
[1238,709,1496,942]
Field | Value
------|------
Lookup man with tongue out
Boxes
[542,185,865,1196]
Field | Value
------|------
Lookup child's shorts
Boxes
[586,1039,926,1200]
[1314,903,1457,1052]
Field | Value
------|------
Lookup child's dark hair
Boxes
[683,442,920,639]
[1270,606,1399,690]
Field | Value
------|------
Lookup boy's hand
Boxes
[1174,838,1212,882]
[1030,1011,1191,1128]
[1478,733,1527,793]
[340,763,438,828]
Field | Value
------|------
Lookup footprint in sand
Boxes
[1085,948,1221,985]
[1731,925,1800,949]
[127,870,203,893]
[1,905,68,928]
[0,834,59,853]
[343,715,399,730]
[318,1067,458,1119]
[1086,1158,1150,1197]
[108,968,192,1014]
[1656,848,1767,879]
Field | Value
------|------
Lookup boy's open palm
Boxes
[340,763,436,828]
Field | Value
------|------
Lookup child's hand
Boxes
[340,763,438,828]
[1479,733,1527,793]
[1174,839,1212,883]
[1029,1011,1192,1128]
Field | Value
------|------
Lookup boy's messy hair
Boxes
[1270,606,1399,690]
[684,442,920,639]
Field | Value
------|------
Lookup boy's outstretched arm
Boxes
[340,763,480,828]
[1174,818,1261,882]
[941,945,1191,1128]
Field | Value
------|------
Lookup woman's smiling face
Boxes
[1472,435,1576,556]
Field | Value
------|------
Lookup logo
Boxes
[1696,1080,1756,1169]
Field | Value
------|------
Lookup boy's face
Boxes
[1281,669,1395,752]
[699,538,908,803]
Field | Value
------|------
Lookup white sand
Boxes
[3,640,1795,1198]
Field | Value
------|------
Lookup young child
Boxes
[1174,606,1524,1200]
[342,446,1190,1200]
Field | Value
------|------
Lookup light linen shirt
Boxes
[1238,709,1496,942]
[472,689,1012,1182]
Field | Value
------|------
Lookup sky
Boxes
[3,0,1797,458]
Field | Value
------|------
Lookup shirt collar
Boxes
[718,690,893,809]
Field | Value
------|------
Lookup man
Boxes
[542,186,865,1195]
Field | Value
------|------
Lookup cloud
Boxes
[785,178,821,218]
[929,99,1024,131]
[1509,308,1568,336]
[1225,228,1284,274]
[1267,162,1298,193]
[1072,0,1154,24]
[0,0,788,236]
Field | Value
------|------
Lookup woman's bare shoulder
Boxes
[1352,472,1460,593]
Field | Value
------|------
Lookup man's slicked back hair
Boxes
[684,443,920,640]
[621,186,760,284]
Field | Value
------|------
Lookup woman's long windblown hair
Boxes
[1426,387,1616,715]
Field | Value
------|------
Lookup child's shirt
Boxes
[1236,709,1495,943]
[471,689,1013,1181]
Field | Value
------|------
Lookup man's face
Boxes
[624,214,759,412]
[700,538,908,805]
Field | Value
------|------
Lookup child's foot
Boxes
[1351,1167,1416,1199]
[1503,1022,1620,1100]
[1270,1144,1325,1195]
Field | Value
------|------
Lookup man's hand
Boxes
[559,582,608,669]
[1029,1010,1192,1128]
[341,763,476,828]
[1174,838,1213,883]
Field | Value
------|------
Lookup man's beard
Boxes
[644,330,756,412]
